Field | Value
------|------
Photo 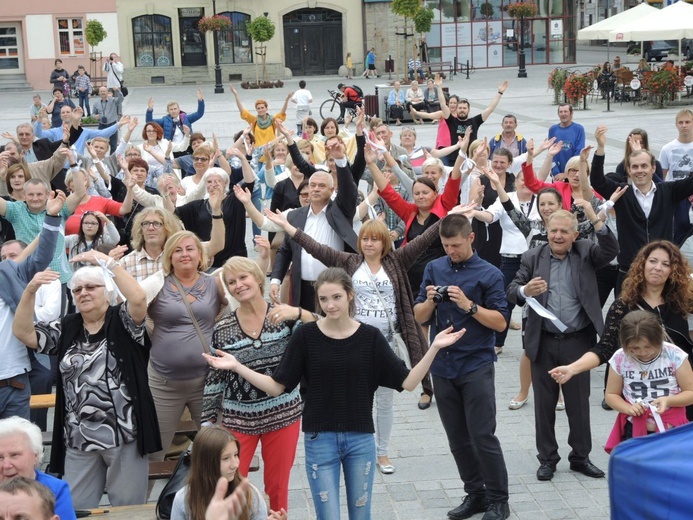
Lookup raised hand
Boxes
[228,83,238,96]
[26,270,61,295]
[537,137,556,154]
[628,133,643,152]
[128,116,139,132]
[481,165,501,187]
[364,143,378,164]
[209,187,223,213]
[498,80,509,94]
[264,208,290,230]
[609,184,629,203]
[46,189,67,215]
[118,115,129,127]
[595,125,607,148]
[108,244,129,261]
[434,74,443,88]
[197,88,204,100]
[166,140,173,157]
[147,97,154,110]
[254,235,271,262]
[579,145,593,163]
[232,184,252,205]
[548,140,563,157]
[85,141,98,158]
[325,139,345,160]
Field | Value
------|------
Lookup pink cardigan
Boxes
[605,406,688,454]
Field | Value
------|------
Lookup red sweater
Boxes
[378,175,461,244]
[521,162,573,210]
[65,196,123,235]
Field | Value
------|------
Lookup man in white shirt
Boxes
[659,109,693,243]
[270,143,358,310]
[291,80,313,134]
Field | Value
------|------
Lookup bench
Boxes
[148,455,260,480]
[420,62,454,78]
[30,394,56,409]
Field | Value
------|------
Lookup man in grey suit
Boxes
[269,141,358,310]
[507,209,618,482]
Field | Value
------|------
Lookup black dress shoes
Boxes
[570,460,605,478]
[482,501,510,520]
[536,463,556,481]
[418,393,432,410]
[448,494,489,519]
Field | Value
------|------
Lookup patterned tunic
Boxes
[36,304,145,451]
[202,303,302,435]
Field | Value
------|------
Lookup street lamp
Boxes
[212,0,224,93]
[518,7,527,78]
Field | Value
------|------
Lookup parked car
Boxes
[627,40,673,62]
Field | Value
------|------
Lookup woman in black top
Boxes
[204,267,464,520]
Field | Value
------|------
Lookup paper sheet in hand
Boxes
[526,296,567,332]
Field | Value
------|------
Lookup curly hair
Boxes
[620,240,693,317]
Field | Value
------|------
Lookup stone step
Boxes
[0,73,32,92]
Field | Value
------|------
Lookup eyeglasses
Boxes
[126,153,141,158]
[141,221,163,229]
[71,284,105,295]
[82,221,99,227]
[193,157,210,163]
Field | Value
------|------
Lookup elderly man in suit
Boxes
[269,141,358,310]
[507,209,618,482]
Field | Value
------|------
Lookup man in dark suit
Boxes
[270,141,358,310]
[507,209,618,481]
[13,123,62,162]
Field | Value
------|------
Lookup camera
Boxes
[110,57,114,61]
[432,286,451,304]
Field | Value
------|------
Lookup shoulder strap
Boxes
[171,275,214,354]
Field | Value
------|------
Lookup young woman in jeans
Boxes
[204,267,465,519]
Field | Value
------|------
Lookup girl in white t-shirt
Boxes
[605,310,693,452]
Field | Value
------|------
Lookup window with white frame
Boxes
[57,18,85,56]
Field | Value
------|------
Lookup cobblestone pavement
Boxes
[5,45,690,518]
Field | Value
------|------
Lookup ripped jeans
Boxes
[304,431,376,520]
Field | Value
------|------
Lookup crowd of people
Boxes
[1,73,693,520]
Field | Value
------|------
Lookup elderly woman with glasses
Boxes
[13,250,160,509]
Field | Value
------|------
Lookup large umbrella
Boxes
[577,3,658,62]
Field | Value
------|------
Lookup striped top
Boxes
[202,302,302,435]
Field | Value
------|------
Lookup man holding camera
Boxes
[91,86,124,153]
[414,213,510,520]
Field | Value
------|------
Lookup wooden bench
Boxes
[148,455,260,480]
[420,61,454,78]
[30,394,56,409]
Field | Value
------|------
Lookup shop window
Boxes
[132,15,174,67]
[217,12,252,64]
[58,18,85,56]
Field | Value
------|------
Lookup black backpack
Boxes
[351,85,364,99]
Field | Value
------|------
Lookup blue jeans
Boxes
[78,91,91,116]
[304,431,376,520]
[0,372,31,420]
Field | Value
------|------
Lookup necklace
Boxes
[634,352,661,380]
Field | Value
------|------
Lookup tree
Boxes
[413,6,434,35]
[247,16,275,82]
[392,0,420,80]
[85,20,108,83]
[480,2,495,18]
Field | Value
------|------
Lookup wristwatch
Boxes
[467,302,478,316]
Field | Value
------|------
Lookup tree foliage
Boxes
[413,6,435,34]
[85,20,107,47]
[391,0,420,18]
[246,16,275,43]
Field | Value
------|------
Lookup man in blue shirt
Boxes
[547,104,585,178]
[414,213,510,520]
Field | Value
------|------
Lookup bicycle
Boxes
[319,89,361,121]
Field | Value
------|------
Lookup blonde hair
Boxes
[222,257,265,294]
[162,231,208,275]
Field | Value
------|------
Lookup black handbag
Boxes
[114,72,128,97]
[155,449,191,520]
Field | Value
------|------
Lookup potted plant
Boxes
[198,15,232,33]
[563,73,591,106]
[547,68,568,105]
[85,20,107,80]
[506,2,538,18]
[81,115,100,127]
[644,68,684,108]
[246,16,275,86]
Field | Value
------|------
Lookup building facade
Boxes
[0,0,119,90]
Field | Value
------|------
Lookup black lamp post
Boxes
[517,10,527,78]
[212,0,224,93]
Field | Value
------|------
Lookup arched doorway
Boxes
[283,8,342,76]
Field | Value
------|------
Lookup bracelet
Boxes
[497,90,504,95]
[212,214,223,219]
[590,218,601,226]
[62,140,69,146]
[69,163,78,168]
